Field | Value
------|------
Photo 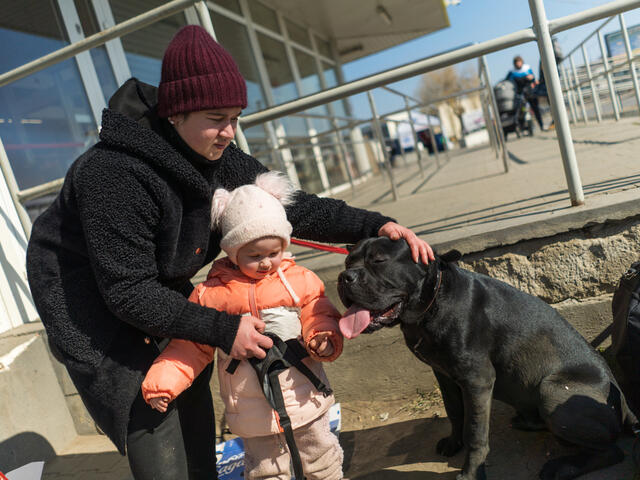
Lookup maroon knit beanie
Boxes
[157,25,247,117]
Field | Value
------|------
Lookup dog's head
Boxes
[338,237,459,339]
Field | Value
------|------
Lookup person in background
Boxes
[506,55,545,131]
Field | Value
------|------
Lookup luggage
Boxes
[611,261,640,418]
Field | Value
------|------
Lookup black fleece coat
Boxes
[26,78,392,454]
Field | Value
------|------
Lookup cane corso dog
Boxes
[338,237,637,480]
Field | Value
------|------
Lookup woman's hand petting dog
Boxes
[378,221,434,264]
[307,332,334,357]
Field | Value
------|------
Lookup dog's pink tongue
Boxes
[339,306,371,339]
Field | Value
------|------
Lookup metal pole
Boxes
[0,138,32,238]
[367,91,399,201]
[477,58,499,159]
[331,118,356,193]
[562,64,579,123]
[582,44,602,122]
[598,30,621,121]
[570,56,589,122]
[404,96,425,176]
[426,110,441,168]
[194,1,251,154]
[529,0,584,206]
[619,13,640,116]
[479,86,499,159]
[481,55,509,173]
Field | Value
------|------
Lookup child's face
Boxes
[236,237,285,280]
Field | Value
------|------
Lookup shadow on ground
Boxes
[341,401,637,480]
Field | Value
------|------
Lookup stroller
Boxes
[494,80,535,140]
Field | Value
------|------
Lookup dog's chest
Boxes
[400,324,449,371]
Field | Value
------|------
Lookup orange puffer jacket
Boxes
[142,255,343,438]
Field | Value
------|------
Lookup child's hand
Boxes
[308,332,335,358]
[149,396,171,413]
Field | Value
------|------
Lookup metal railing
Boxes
[2,0,640,239]
[558,11,640,123]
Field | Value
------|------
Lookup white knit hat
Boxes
[211,171,295,263]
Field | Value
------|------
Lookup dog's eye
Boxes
[372,255,388,264]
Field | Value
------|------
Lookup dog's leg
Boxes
[538,375,625,479]
[434,369,465,457]
[457,363,495,480]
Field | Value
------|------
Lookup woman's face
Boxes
[169,107,241,161]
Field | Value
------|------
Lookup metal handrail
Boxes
[0,0,198,88]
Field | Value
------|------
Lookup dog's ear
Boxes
[440,249,462,263]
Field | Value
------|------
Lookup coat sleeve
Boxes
[141,286,215,402]
[73,157,240,352]
[222,146,394,244]
[141,339,214,403]
[298,268,344,362]
[286,190,395,244]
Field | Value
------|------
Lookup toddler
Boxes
[142,172,344,480]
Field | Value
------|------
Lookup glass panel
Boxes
[0,0,99,189]
[212,15,266,115]
[315,35,332,58]
[249,1,279,34]
[110,0,187,86]
[257,33,307,137]
[294,49,329,132]
[321,144,347,187]
[244,125,280,171]
[285,19,311,49]
[211,0,241,15]
[322,62,348,118]
[292,147,323,193]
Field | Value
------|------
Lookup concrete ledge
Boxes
[0,331,77,471]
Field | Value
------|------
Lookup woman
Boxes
[26,25,433,479]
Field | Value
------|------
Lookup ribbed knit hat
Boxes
[157,25,247,118]
[211,172,295,264]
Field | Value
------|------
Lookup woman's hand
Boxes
[149,396,170,413]
[378,221,435,264]
[307,332,335,357]
[229,315,273,360]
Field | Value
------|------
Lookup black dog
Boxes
[338,237,637,480]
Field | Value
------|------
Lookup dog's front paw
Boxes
[436,435,463,457]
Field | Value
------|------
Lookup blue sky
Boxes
[342,0,640,117]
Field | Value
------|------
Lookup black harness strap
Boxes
[225,333,332,480]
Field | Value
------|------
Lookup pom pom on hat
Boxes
[212,172,295,263]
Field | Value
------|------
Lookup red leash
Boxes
[291,238,349,255]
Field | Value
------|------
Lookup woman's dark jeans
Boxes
[127,363,217,480]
